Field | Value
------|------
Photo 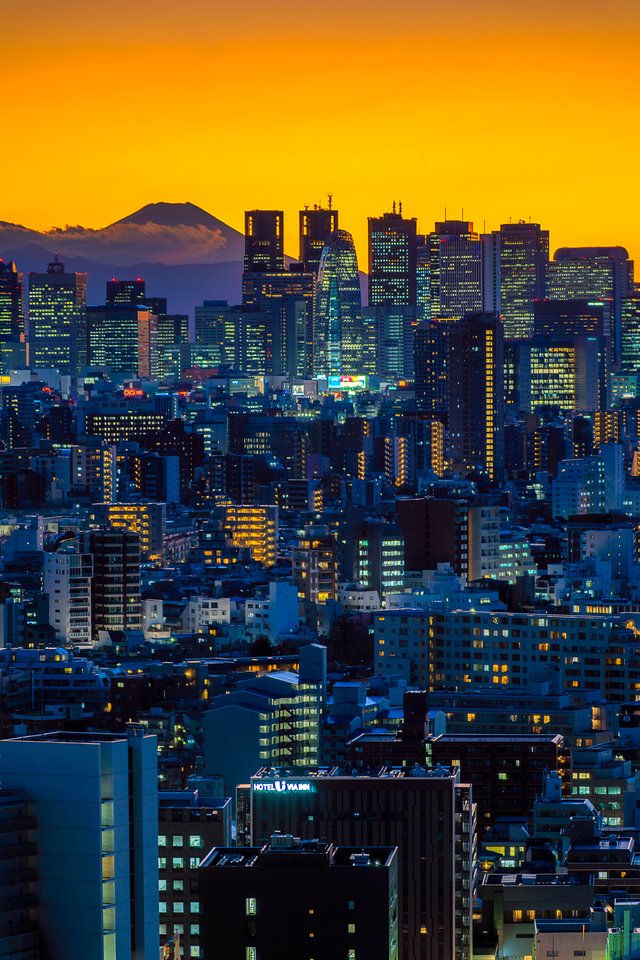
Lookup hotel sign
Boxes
[252,780,315,794]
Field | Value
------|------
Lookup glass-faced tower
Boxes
[315,229,362,375]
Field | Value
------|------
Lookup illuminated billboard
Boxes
[327,374,367,393]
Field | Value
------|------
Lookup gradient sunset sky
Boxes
[3,0,640,266]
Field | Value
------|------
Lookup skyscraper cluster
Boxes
[1,199,640,960]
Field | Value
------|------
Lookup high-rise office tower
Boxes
[299,203,339,274]
[0,729,159,960]
[621,292,640,375]
[87,304,155,377]
[244,210,285,273]
[368,204,418,307]
[448,312,505,483]
[105,278,146,305]
[151,312,189,380]
[484,221,549,339]
[194,300,238,365]
[529,299,610,411]
[28,259,87,374]
[362,303,417,380]
[80,528,142,639]
[518,336,605,414]
[242,270,314,378]
[245,766,474,960]
[414,317,455,420]
[533,299,605,339]
[416,235,431,319]
[0,258,24,343]
[234,306,268,375]
[546,246,634,364]
[428,220,483,320]
[315,229,362,375]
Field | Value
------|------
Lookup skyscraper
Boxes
[622,292,640,376]
[105,278,146,305]
[28,259,87,374]
[485,221,549,339]
[314,228,362,375]
[448,312,505,482]
[195,300,237,364]
[414,317,455,419]
[0,258,24,343]
[299,203,338,274]
[244,210,285,273]
[86,304,154,377]
[242,269,314,377]
[428,220,483,320]
[546,246,634,363]
[368,204,418,307]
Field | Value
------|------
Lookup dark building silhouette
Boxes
[448,312,505,483]
[244,210,285,273]
[299,205,339,274]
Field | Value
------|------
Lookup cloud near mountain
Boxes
[0,202,245,267]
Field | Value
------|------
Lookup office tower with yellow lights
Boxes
[368,204,418,307]
[0,259,24,344]
[546,246,634,364]
[484,221,548,340]
[428,220,483,320]
[448,312,505,483]
[28,259,87,374]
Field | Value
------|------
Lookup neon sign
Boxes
[252,780,315,793]
[123,388,145,398]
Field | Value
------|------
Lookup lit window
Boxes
[246,898,257,916]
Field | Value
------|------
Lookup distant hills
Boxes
[0,202,246,314]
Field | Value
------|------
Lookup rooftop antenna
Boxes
[444,206,447,220]
[328,193,333,210]
[392,199,396,214]
[399,200,403,215]
[462,207,464,220]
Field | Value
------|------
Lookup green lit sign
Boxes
[252,780,315,794]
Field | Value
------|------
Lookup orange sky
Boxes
[3,0,640,268]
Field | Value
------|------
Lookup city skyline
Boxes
[3,0,640,264]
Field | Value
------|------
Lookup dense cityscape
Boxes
[0,202,639,960]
